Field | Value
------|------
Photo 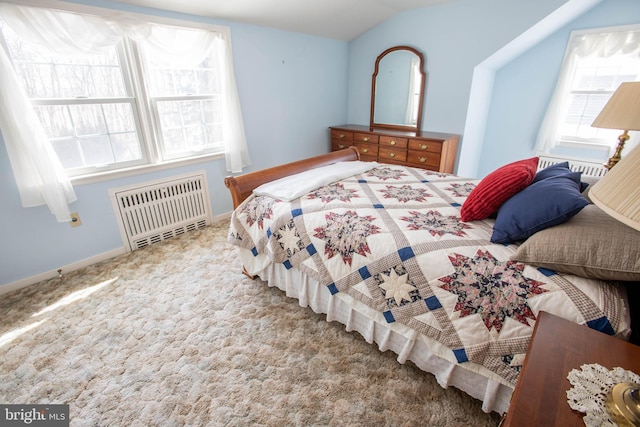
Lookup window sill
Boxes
[70,152,225,186]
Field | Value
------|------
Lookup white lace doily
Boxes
[566,363,640,427]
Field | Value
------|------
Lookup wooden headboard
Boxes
[224,147,360,209]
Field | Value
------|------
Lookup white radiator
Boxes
[110,171,213,251]
[537,155,607,178]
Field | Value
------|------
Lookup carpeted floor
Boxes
[0,221,501,426]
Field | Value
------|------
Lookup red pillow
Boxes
[460,157,539,222]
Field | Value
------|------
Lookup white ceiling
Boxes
[115,0,455,41]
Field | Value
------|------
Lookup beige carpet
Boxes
[0,221,501,426]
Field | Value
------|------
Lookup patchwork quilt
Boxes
[228,164,627,385]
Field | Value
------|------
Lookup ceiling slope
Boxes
[112,0,455,41]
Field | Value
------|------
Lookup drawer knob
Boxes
[420,144,428,150]
[390,140,397,145]
[419,156,427,163]
[389,152,395,158]
[362,148,369,153]
[339,134,345,139]
[362,137,369,142]
[338,144,346,149]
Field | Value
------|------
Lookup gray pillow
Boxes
[511,204,640,281]
[580,175,600,203]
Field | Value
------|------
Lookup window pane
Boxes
[111,133,142,162]
[562,93,610,137]
[51,138,83,169]
[197,69,219,93]
[162,128,188,153]
[80,135,114,165]
[35,103,143,170]
[103,103,136,133]
[156,99,224,157]
[69,104,108,135]
[574,61,639,92]
[143,42,218,97]
[207,124,224,144]
[34,105,74,138]
[149,68,206,96]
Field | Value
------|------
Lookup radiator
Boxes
[110,171,213,251]
[537,155,607,178]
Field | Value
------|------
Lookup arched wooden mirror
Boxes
[370,46,425,132]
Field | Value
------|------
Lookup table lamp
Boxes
[590,143,640,232]
[591,81,640,170]
[589,144,640,425]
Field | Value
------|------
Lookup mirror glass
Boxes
[370,46,425,132]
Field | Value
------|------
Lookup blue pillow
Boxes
[491,171,589,244]
[532,162,570,183]
[533,161,589,192]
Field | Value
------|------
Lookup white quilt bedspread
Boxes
[228,164,630,387]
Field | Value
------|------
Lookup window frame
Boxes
[0,0,230,185]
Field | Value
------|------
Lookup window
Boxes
[536,26,640,155]
[0,26,145,175]
[142,40,225,161]
[0,6,249,181]
[559,51,640,145]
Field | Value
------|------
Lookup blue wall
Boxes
[347,0,569,137]
[0,0,348,287]
[480,0,640,177]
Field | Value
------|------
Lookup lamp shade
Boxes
[590,144,640,231]
[591,81,640,131]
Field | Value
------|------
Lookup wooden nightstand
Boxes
[501,311,640,426]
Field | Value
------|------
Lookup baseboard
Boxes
[0,247,127,297]
[213,211,232,222]
[0,215,233,297]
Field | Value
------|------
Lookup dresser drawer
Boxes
[379,147,407,163]
[354,142,379,157]
[331,140,353,151]
[331,129,353,141]
[408,139,443,153]
[379,136,408,149]
[354,133,379,144]
[407,150,441,169]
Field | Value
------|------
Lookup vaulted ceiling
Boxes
[114,0,456,41]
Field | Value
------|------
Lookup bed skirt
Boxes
[239,247,514,414]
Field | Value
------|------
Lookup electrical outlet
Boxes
[70,212,82,227]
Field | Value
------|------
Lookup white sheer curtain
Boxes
[133,24,214,67]
[535,29,640,153]
[134,25,251,172]
[215,36,251,173]
[0,4,250,222]
[0,4,124,54]
[0,46,77,222]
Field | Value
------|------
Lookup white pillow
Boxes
[253,161,378,201]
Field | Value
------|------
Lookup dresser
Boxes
[330,124,459,174]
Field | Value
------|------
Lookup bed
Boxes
[224,147,633,414]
